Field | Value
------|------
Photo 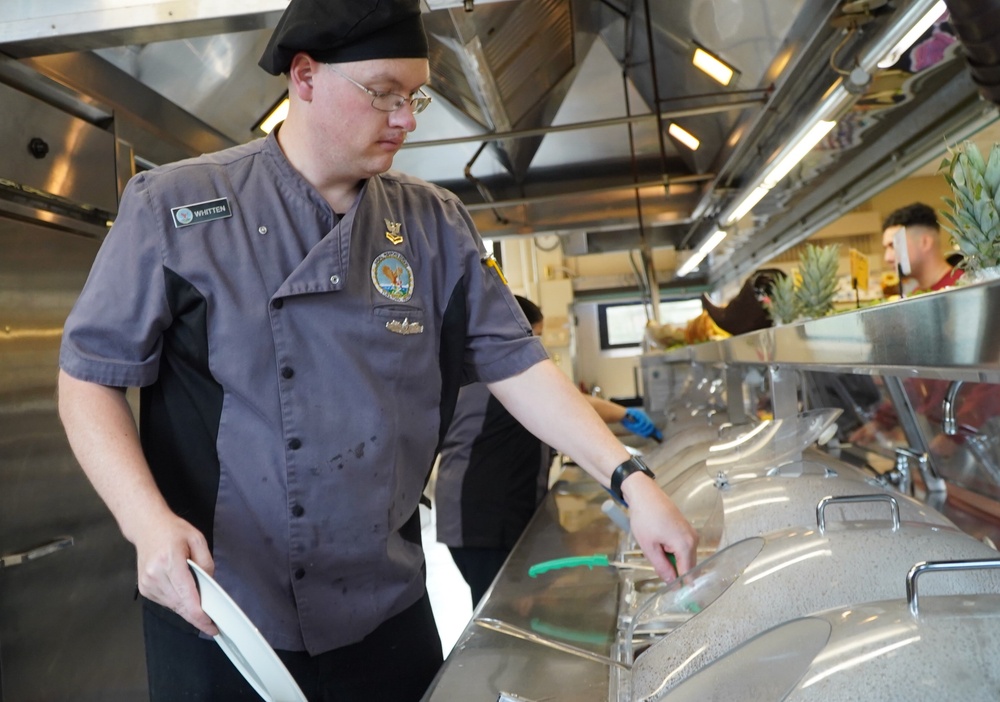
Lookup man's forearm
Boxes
[57,370,173,544]
[488,360,697,579]
[487,360,630,486]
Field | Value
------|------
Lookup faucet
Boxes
[942,380,964,436]
[894,446,947,496]
[888,447,914,495]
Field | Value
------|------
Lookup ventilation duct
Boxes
[945,0,1000,104]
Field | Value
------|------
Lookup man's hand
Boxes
[622,472,698,580]
[621,408,663,442]
[133,511,218,636]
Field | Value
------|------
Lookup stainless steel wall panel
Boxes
[0,214,147,701]
[0,82,118,214]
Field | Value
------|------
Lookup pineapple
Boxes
[765,273,799,325]
[795,243,840,320]
[940,140,1000,272]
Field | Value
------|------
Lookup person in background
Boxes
[880,202,962,293]
[852,202,975,454]
[435,295,663,606]
[55,1,697,700]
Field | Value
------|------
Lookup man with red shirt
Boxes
[881,202,963,292]
[851,203,966,449]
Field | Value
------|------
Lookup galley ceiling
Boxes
[0,0,996,291]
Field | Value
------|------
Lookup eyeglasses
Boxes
[329,66,432,115]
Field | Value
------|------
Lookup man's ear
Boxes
[916,231,937,254]
[288,53,316,101]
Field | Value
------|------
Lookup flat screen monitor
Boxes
[598,298,702,349]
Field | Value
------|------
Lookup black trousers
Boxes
[448,546,511,607]
[143,593,443,702]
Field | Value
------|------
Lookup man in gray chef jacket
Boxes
[56,0,697,699]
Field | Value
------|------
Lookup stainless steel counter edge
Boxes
[422,466,626,701]
[645,279,1000,382]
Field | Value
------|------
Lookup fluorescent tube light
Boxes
[761,119,836,188]
[876,0,947,68]
[725,185,769,226]
[256,96,289,135]
[692,47,736,86]
[677,229,727,277]
[722,84,847,226]
[668,123,701,151]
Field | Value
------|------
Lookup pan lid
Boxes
[629,516,1000,700]
[660,560,1000,702]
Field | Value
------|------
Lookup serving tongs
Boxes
[527,553,659,578]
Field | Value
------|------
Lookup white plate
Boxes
[187,560,308,702]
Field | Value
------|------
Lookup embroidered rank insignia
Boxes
[384,219,403,245]
[371,251,414,302]
[385,318,424,335]
[170,197,232,228]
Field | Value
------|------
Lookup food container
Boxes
[626,495,1000,700]
[714,461,954,548]
[640,422,729,476]
[652,408,842,495]
[658,560,1000,702]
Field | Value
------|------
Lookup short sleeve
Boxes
[450,203,548,383]
[59,174,172,387]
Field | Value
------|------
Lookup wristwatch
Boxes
[609,456,655,507]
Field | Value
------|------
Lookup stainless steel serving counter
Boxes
[422,465,624,701]
[648,279,1000,382]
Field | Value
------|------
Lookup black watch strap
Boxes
[609,456,654,506]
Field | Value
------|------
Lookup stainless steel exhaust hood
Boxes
[0,0,993,291]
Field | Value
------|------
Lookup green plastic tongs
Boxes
[528,553,674,578]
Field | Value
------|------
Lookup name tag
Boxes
[171,197,233,228]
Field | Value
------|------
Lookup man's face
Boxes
[531,320,544,338]
[882,225,905,268]
[309,57,430,179]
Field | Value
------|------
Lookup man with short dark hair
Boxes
[881,202,962,292]
[56,1,696,699]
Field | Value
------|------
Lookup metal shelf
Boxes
[650,279,1000,383]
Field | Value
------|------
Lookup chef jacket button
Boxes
[281,366,294,379]
[291,504,305,517]
[272,299,283,309]
[330,274,341,285]
[294,568,306,580]
[258,226,268,235]
[288,438,302,450]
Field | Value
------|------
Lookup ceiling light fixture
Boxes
[692,46,737,86]
[719,0,944,227]
[721,83,847,227]
[876,0,947,68]
[254,95,289,135]
[677,229,727,277]
[668,123,701,150]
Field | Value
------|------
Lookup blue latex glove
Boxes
[621,408,663,442]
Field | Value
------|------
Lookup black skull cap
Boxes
[259,0,429,76]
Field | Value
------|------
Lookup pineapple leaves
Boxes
[942,140,1000,270]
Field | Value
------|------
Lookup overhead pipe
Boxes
[461,173,714,211]
[463,141,509,225]
[943,0,1000,104]
[401,97,766,149]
